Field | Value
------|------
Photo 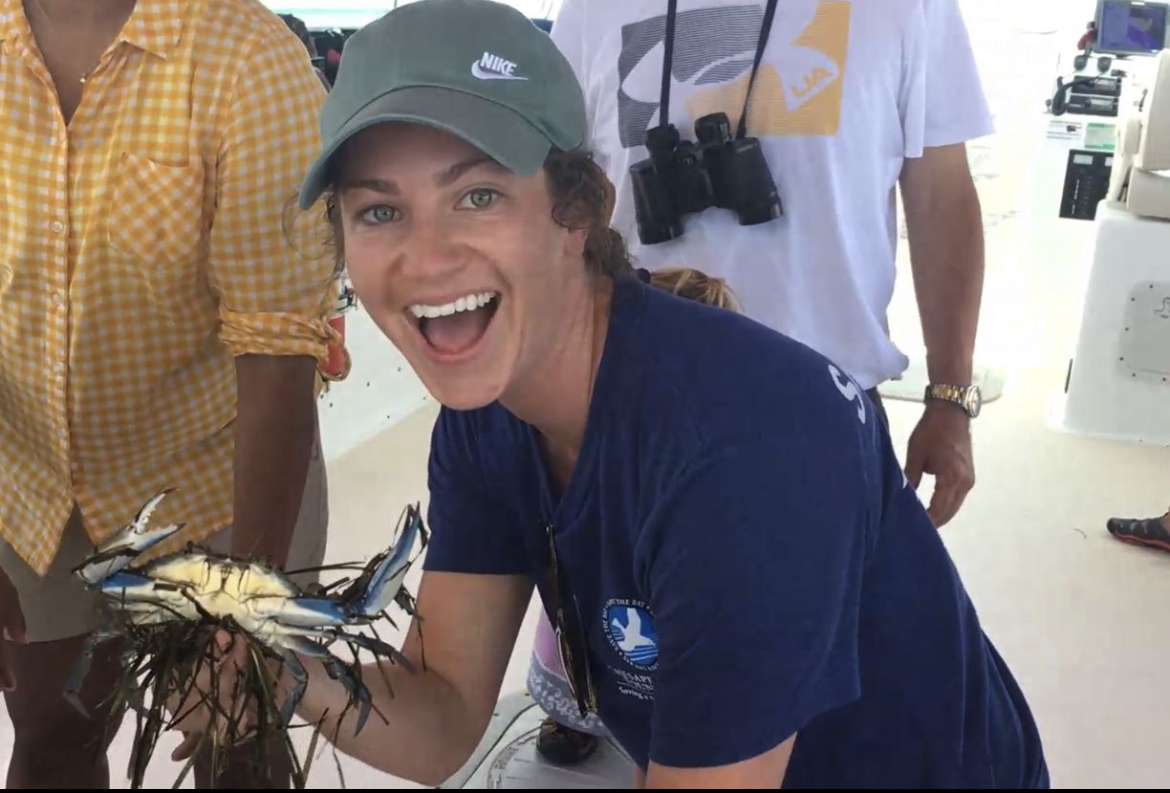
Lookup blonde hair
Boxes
[646,266,742,313]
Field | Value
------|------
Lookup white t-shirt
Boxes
[550,0,993,389]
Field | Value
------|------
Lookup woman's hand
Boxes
[165,629,258,761]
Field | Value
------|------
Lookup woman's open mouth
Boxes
[409,291,500,358]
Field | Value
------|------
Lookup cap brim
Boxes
[298,87,554,210]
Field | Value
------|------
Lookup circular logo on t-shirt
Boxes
[603,598,658,670]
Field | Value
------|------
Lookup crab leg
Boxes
[323,653,374,735]
[277,647,310,728]
[320,629,415,674]
[269,631,377,736]
[63,627,120,718]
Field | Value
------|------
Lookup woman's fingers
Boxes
[160,629,275,757]
[171,730,203,762]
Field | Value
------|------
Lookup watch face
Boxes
[965,387,983,418]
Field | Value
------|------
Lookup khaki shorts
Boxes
[0,434,329,644]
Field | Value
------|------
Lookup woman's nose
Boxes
[397,215,461,279]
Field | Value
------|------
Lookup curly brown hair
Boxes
[542,149,741,312]
[287,147,740,313]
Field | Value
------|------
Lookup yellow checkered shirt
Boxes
[0,0,340,575]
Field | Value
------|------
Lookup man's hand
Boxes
[905,402,975,527]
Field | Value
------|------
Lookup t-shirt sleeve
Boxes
[641,432,872,770]
[421,407,530,577]
[900,0,994,157]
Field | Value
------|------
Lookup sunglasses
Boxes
[544,522,598,719]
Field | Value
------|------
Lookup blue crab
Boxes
[66,488,428,739]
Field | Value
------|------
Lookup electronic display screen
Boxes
[1097,0,1169,54]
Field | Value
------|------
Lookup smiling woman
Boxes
[250,0,1053,789]
[310,134,631,411]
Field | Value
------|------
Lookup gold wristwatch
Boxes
[924,383,982,419]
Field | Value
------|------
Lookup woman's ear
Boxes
[563,224,589,260]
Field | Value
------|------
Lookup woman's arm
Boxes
[172,407,534,783]
[645,737,796,789]
[287,407,534,784]
[286,568,533,786]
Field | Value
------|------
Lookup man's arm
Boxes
[232,355,318,564]
[898,145,983,526]
[899,143,984,389]
[899,0,991,389]
[208,25,341,564]
[895,0,992,526]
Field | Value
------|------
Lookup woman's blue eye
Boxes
[361,205,396,223]
[462,189,498,209]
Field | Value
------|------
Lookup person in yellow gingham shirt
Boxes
[0,0,345,787]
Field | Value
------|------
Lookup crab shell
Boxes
[99,552,364,645]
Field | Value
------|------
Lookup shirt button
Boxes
[50,221,65,234]
[54,362,65,375]
[52,292,63,306]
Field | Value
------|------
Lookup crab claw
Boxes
[269,510,422,627]
[350,504,425,619]
[73,487,185,586]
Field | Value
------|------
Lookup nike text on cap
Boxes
[297,0,587,210]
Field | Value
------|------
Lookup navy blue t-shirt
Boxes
[422,274,1047,787]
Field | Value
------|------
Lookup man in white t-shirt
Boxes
[530,0,994,765]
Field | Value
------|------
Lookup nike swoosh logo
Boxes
[470,62,529,81]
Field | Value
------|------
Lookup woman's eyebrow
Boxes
[339,177,399,196]
[338,156,504,195]
[435,155,502,187]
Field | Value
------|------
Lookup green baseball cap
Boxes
[297,0,587,210]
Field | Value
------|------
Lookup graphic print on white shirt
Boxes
[615,2,852,148]
[551,0,993,390]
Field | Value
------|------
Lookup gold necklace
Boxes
[26,0,92,85]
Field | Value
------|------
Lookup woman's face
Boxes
[334,122,587,411]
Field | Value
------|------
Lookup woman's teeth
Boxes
[409,291,498,319]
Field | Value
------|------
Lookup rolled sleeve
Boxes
[217,310,338,362]
[209,24,339,365]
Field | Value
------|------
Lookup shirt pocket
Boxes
[106,152,210,322]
